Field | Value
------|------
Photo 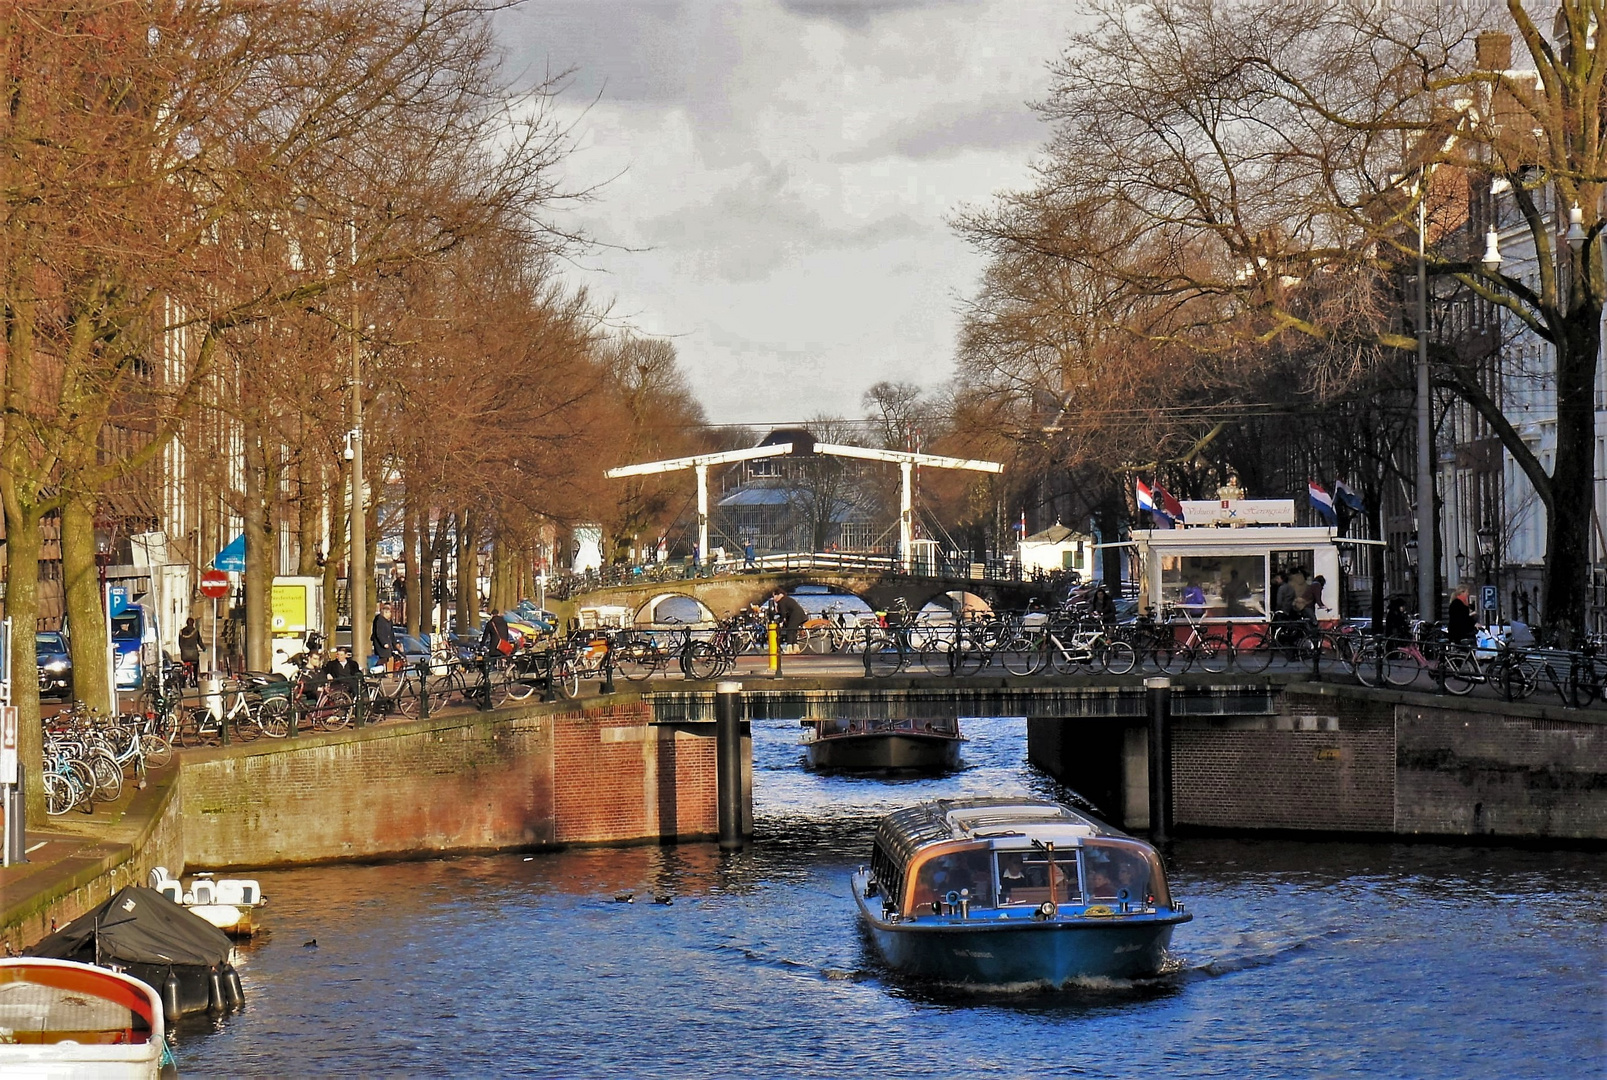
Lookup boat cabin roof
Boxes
[872,797,1116,869]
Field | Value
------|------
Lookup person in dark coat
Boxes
[1448,584,1477,644]
[178,618,202,683]
[770,588,808,649]
[1384,596,1412,642]
[1093,585,1117,625]
[480,608,511,655]
[321,646,361,692]
[371,603,400,667]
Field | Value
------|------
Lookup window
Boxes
[909,848,997,911]
[1160,554,1265,618]
[994,848,1078,907]
[1081,842,1161,906]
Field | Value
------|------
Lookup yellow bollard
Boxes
[768,621,782,679]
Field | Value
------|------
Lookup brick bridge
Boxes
[639,676,1607,843]
[561,567,1058,623]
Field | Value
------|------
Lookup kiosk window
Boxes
[1160,555,1265,617]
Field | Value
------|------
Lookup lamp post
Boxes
[1404,536,1419,614]
[1337,546,1354,621]
[94,523,118,713]
[1477,521,1496,621]
[1415,188,1436,625]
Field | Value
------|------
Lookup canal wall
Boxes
[180,697,745,869]
[1030,682,1607,842]
[2,695,746,945]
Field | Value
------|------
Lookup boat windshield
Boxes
[1081,840,1169,907]
[909,848,996,912]
[994,849,1079,907]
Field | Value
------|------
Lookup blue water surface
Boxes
[174,715,1606,1078]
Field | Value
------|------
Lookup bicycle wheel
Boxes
[1157,641,1192,674]
[69,760,97,812]
[44,772,74,816]
[256,697,292,738]
[1441,652,1478,696]
[802,622,835,655]
[615,639,661,682]
[1196,635,1233,673]
[1348,640,1386,688]
[88,752,122,803]
[1049,641,1085,676]
[1382,648,1421,688]
[684,642,723,681]
[505,666,537,702]
[140,733,173,768]
[1233,633,1272,674]
[177,706,211,747]
[953,632,990,677]
[863,630,904,678]
[1001,635,1044,677]
[319,690,354,730]
[1102,639,1137,676]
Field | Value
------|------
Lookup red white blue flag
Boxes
[1334,478,1366,513]
[1308,480,1338,526]
[1136,479,1157,513]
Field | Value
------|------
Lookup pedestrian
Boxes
[1448,583,1477,644]
[770,587,808,650]
[1093,584,1117,625]
[178,617,202,684]
[481,607,512,656]
[392,569,407,604]
[1303,574,1327,623]
[322,645,361,693]
[743,542,756,570]
[371,603,400,669]
[1384,595,1411,641]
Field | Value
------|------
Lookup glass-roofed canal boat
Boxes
[853,798,1190,986]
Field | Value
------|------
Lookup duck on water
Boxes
[853,797,1190,986]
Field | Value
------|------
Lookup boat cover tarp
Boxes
[26,886,231,968]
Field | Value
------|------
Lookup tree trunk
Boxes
[403,495,420,635]
[455,510,479,632]
[3,503,46,824]
[297,456,322,577]
[242,430,273,671]
[60,495,113,715]
[322,462,347,647]
[1542,311,1600,645]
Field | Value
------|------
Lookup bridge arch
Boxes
[634,592,717,627]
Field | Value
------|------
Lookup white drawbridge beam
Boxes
[813,445,1004,572]
[605,444,794,564]
[604,440,1004,572]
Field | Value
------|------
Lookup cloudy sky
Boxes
[495,0,1080,426]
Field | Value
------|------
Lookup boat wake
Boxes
[1169,924,1348,983]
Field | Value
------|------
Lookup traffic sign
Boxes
[108,586,130,617]
[200,570,231,599]
[1480,584,1498,612]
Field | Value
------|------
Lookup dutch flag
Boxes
[1136,479,1157,513]
[1308,480,1338,526]
[1334,478,1366,513]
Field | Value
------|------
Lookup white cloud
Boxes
[499,0,1078,424]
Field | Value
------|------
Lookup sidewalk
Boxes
[0,765,178,948]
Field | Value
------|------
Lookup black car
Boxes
[36,630,72,699]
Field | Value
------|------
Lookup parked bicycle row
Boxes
[42,704,173,816]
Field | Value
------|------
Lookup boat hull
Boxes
[805,732,961,772]
[853,874,1183,985]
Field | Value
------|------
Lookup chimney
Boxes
[1475,31,1512,72]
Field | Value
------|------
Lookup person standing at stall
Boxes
[769,588,808,651]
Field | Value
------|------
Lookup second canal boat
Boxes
[800,716,963,772]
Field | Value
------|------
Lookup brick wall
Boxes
[1172,717,1396,832]
[180,699,732,870]
[1395,706,1607,840]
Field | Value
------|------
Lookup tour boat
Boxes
[150,869,267,938]
[27,886,244,1021]
[0,957,176,1077]
[800,715,963,771]
[853,797,1190,986]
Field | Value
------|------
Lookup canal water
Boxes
[175,716,1604,1078]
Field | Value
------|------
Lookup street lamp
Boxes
[1476,521,1495,584]
[1566,203,1587,250]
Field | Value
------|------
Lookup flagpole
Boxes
[1416,187,1436,623]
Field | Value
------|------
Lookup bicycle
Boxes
[1148,604,1232,674]
[1378,628,1482,696]
[863,600,950,678]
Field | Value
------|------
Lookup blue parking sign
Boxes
[1480,584,1498,612]
[108,586,130,617]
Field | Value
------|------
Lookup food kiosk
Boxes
[1133,499,1342,628]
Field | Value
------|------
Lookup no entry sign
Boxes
[200,570,230,599]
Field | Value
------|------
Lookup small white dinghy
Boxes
[149,868,267,939]
[0,956,175,1078]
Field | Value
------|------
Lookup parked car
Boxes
[36,631,72,699]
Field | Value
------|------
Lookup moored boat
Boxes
[853,797,1190,986]
[0,957,176,1077]
[151,869,267,939]
[801,716,963,772]
[27,886,245,1021]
